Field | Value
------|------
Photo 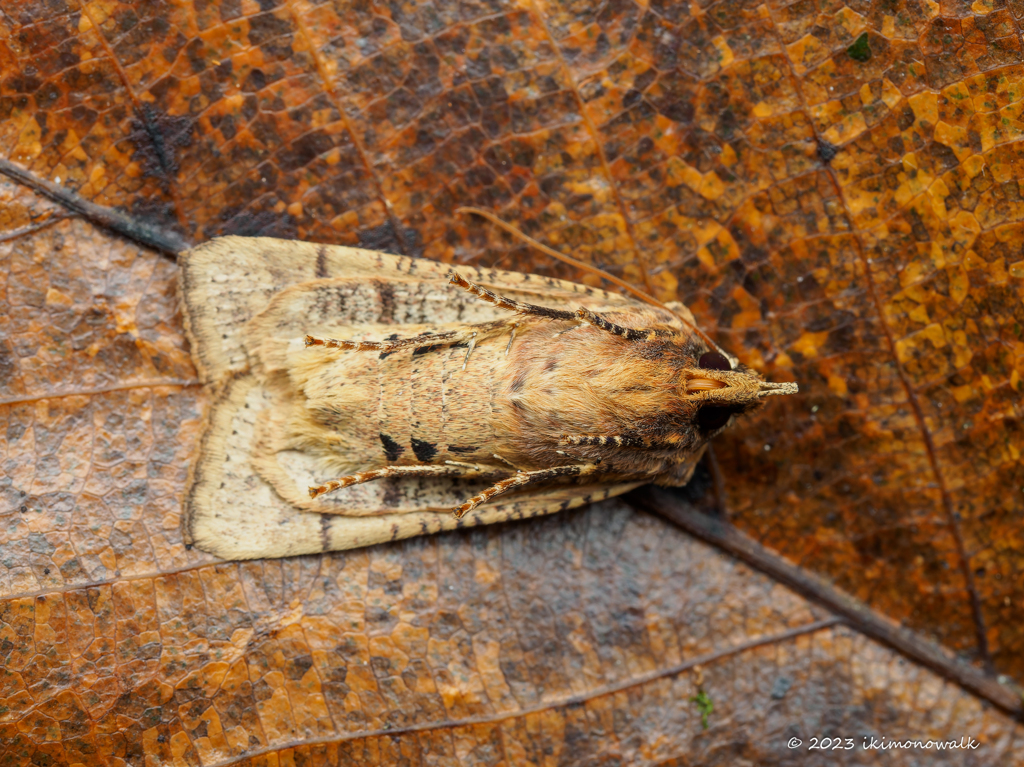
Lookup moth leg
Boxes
[448,273,672,341]
[505,323,519,356]
[305,320,504,353]
[449,273,577,321]
[309,463,493,500]
[560,434,687,450]
[462,332,478,370]
[445,460,490,470]
[448,273,672,343]
[572,309,672,342]
[556,448,587,462]
[306,327,467,352]
[452,463,599,518]
[553,324,586,338]
[491,453,522,471]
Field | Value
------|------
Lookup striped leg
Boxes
[452,463,599,518]
[572,309,671,342]
[305,320,505,353]
[559,434,688,450]
[449,272,670,342]
[309,462,492,500]
[448,273,576,321]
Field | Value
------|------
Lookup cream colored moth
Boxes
[179,235,796,560]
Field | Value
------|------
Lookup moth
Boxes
[180,228,797,560]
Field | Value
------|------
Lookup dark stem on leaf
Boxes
[0,159,191,256]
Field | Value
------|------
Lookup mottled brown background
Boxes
[1,0,1023,763]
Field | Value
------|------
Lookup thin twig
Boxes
[0,159,191,255]
[628,485,1024,719]
[0,379,200,407]
[205,617,842,766]
[0,213,76,243]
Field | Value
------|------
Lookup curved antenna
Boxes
[456,206,730,356]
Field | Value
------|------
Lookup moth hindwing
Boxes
[179,236,795,560]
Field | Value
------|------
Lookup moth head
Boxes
[681,350,798,434]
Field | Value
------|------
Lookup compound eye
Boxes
[696,404,741,432]
[698,351,732,371]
